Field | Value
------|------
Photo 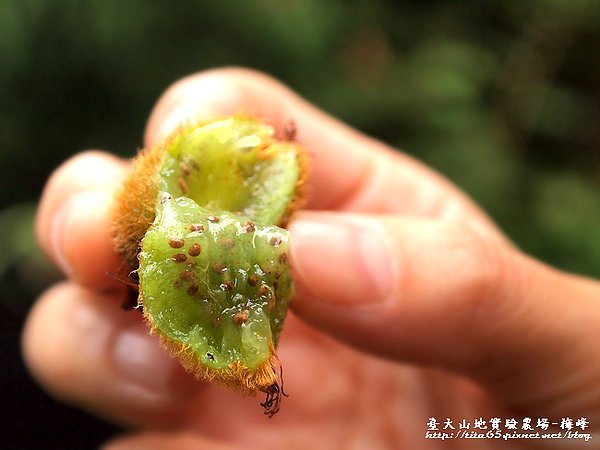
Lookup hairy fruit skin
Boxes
[112,117,306,410]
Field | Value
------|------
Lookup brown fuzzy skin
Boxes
[111,118,307,395]
[112,144,163,273]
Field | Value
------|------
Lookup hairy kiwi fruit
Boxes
[112,116,306,416]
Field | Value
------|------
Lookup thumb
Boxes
[289,211,600,416]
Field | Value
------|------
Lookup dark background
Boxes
[1,1,599,448]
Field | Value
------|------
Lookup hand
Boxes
[26,68,600,449]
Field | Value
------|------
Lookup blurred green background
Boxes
[1,0,599,448]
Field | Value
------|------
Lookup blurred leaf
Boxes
[0,203,61,317]
[531,174,600,276]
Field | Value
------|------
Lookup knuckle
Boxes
[445,224,516,319]
[436,224,520,372]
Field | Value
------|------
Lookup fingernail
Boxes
[51,197,76,277]
[113,325,175,391]
[290,213,394,306]
[50,191,113,281]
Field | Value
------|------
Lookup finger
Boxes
[22,282,201,428]
[23,282,317,430]
[103,432,247,450]
[144,67,500,236]
[36,151,129,288]
[289,211,600,418]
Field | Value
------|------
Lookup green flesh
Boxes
[159,117,300,225]
[137,117,298,372]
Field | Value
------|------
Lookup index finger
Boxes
[37,68,504,288]
[145,68,500,237]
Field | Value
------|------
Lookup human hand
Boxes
[26,68,600,449]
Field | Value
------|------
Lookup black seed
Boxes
[207,215,220,223]
[242,221,256,233]
[258,284,270,296]
[278,252,288,264]
[247,275,259,286]
[168,236,185,248]
[268,235,282,247]
[189,223,205,232]
[178,177,188,193]
[233,309,250,325]
[188,243,201,257]
[172,253,188,263]
[206,352,215,361]
[187,284,199,295]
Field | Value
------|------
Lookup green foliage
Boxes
[532,174,600,274]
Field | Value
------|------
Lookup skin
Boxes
[27,68,600,450]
